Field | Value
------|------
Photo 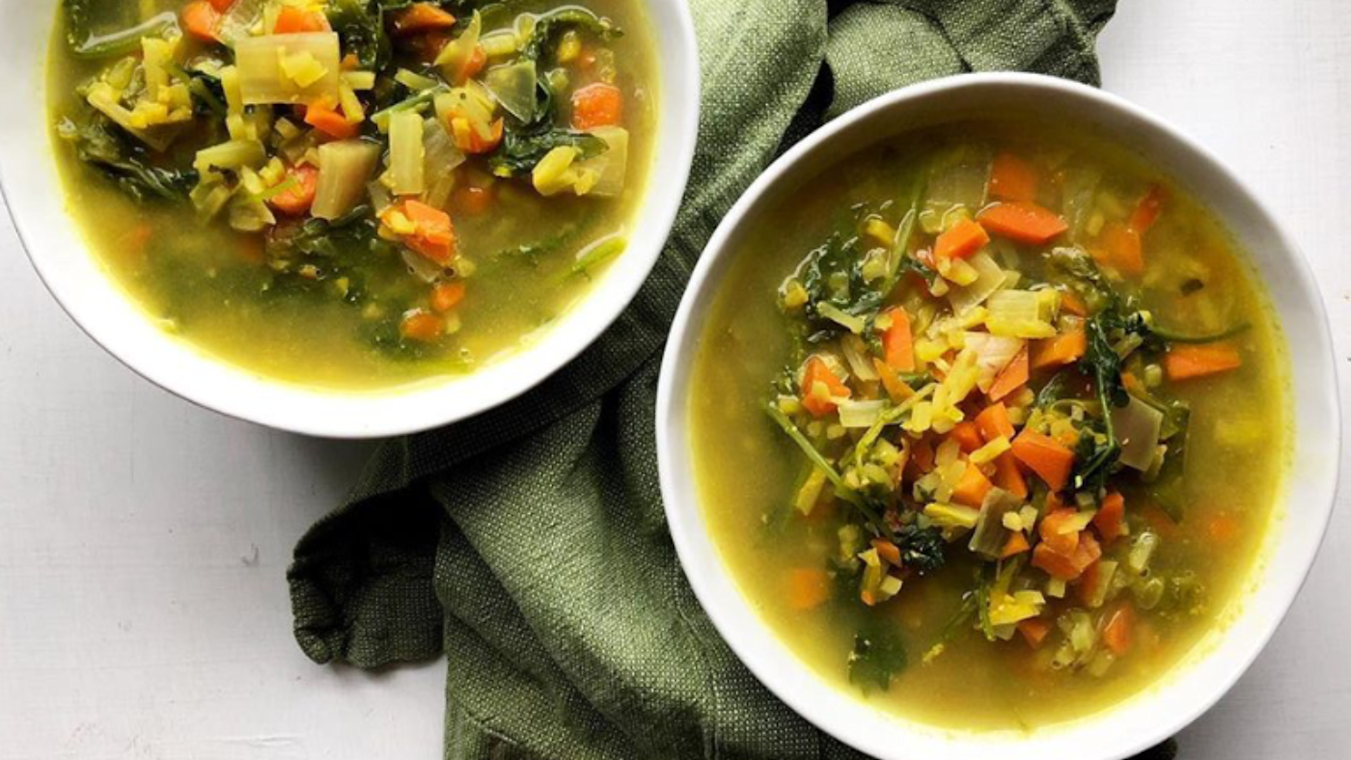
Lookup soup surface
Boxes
[49,0,656,388]
[690,122,1288,730]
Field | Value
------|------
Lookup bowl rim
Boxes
[0,0,700,439]
[655,71,1341,759]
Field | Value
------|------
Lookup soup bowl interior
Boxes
[656,73,1339,760]
[0,0,699,438]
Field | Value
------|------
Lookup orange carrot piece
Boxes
[871,538,902,567]
[1207,513,1239,543]
[1130,184,1165,233]
[988,152,1040,202]
[400,310,444,342]
[1000,531,1031,559]
[910,436,936,475]
[452,185,494,216]
[801,356,851,417]
[934,217,990,260]
[1060,290,1088,317]
[1039,507,1082,555]
[786,567,832,611]
[391,3,458,35]
[1093,491,1127,543]
[949,422,984,454]
[571,82,624,130]
[451,116,504,154]
[988,345,1029,402]
[273,7,328,34]
[401,199,457,264]
[978,202,1068,245]
[304,104,359,139]
[207,0,236,11]
[1031,322,1087,370]
[881,307,916,372]
[1095,222,1144,276]
[182,1,222,41]
[1011,429,1075,492]
[268,164,319,216]
[1164,343,1242,381]
[1032,531,1101,581]
[952,463,993,508]
[1018,617,1051,649]
[431,281,467,313]
[1103,603,1136,655]
[975,403,1015,443]
[993,453,1027,499]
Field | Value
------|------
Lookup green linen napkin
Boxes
[289,2,1176,758]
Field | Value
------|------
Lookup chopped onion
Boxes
[963,332,1023,392]
[840,335,879,381]
[1111,395,1164,471]
[947,251,1006,314]
[837,399,887,428]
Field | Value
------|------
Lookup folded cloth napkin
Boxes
[289,2,1176,758]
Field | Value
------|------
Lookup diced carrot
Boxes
[1018,617,1051,649]
[934,217,990,260]
[948,421,984,454]
[341,52,359,71]
[304,104,359,139]
[268,164,319,216]
[860,589,877,607]
[1039,507,1082,555]
[1032,530,1101,581]
[872,358,914,403]
[978,202,1068,245]
[1011,429,1074,492]
[786,567,832,611]
[431,281,466,313]
[1164,343,1242,381]
[400,310,444,342]
[801,356,851,417]
[448,44,487,84]
[1130,184,1165,233]
[1121,371,1144,395]
[208,0,236,11]
[1207,513,1239,543]
[988,152,1040,202]
[1031,322,1086,370]
[401,199,457,264]
[452,185,494,216]
[1060,290,1088,317]
[182,1,222,42]
[391,3,457,35]
[1076,559,1108,605]
[1093,491,1126,543]
[450,116,504,154]
[988,344,1029,402]
[952,463,993,508]
[273,7,328,34]
[571,82,624,130]
[1103,603,1136,655]
[1094,222,1144,276]
[909,436,936,476]
[871,538,901,567]
[975,403,1015,443]
[1000,531,1031,559]
[881,307,916,372]
[993,453,1027,499]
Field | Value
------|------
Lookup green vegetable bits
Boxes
[690,122,1289,730]
[48,0,656,389]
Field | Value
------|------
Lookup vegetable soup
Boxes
[690,122,1289,729]
[48,0,656,388]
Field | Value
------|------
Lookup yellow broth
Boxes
[47,0,658,389]
[689,122,1288,730]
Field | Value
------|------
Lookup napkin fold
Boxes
[289,2,1177,757]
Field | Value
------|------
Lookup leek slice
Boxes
[235,33,341,106]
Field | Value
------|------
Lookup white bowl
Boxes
[0,0,699,438]
[656,73,1340,760]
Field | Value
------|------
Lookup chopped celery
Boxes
[312,140,382,220]
[795,468,828,515]
[985,290,1057,339]
[234,33,341,105]
[574,126,629,197]
[923,503,981,531]
[837,400,887,429]
[194,140,266,173]
[388,112,425,196]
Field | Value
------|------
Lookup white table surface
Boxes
[3,2,1350,758]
